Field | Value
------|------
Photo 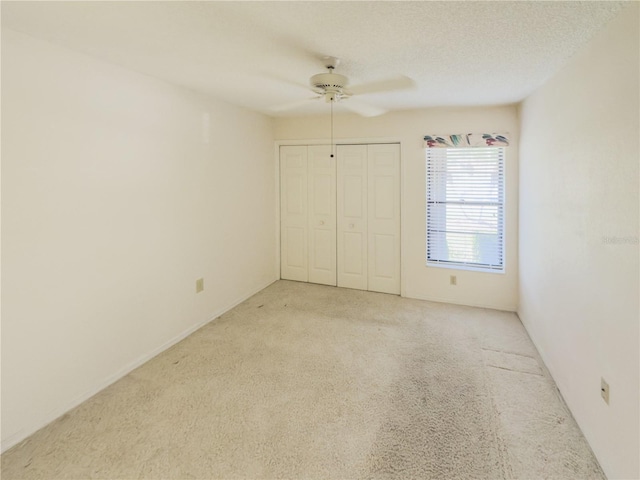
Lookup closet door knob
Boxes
[319,221,325,225]
[349,223,355,229]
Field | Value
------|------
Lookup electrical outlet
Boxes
[450,275,457,286]
[601,378,609,404]
[196,278,204,293]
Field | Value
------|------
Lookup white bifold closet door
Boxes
[280,145,336,286]
[336,145,368,290]
[280,143,399,294]
[307,146,337,285]
[280,146,308,282]
[337,144,400,295]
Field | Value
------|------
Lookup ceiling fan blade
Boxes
[270,96,320,113]
[341,97,387,117]
[348,75,416,96]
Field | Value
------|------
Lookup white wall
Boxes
[275,106,519,311]
[1,29,277,452]
[518,4,639,479]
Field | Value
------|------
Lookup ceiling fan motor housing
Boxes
[310,72,349,95]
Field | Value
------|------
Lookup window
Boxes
[426,147,505,272]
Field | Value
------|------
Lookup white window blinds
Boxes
[426,147,505,272]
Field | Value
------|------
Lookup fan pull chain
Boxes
[330,97,334,158]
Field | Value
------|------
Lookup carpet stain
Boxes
[364,318,506,479]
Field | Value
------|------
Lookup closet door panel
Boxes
[285,227,307,269]
[280,146,308,282]
[343,232,365,275]
[367,144,401,294]
[308,145,336,286]
[337,145,368,290]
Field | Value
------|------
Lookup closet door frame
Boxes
[276,139,403,295]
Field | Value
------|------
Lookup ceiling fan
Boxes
[272,57,415,117]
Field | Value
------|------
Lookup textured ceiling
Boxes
[1,1,630,117]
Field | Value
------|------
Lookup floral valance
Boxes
[423,133,509,148]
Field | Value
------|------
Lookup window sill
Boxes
[426,261,505,274]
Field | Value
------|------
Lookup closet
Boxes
[280,143,400,295]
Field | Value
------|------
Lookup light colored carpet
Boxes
[1,280,604,479]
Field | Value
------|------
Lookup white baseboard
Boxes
[402,291,517,312]
[1,277,278,454]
